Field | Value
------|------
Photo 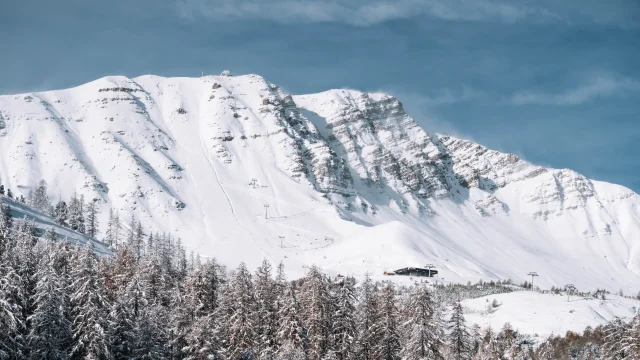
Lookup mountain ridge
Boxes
[0,72,638,290]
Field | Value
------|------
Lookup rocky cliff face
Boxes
[0,72,638,289]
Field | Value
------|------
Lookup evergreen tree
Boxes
[447,301,471,360]
[276,283,306,359]
[85,200,99,239]
[0,184,4,196]
[228,262,257,358]
[629,310,640,358]
[255,259,278,359]
[477,328,502,360]
[299,266,332,360]
[0,263,25,359]
[126,215,140,259]
[195,258,225,316]
[6,188,12,199]
[0,204,13,257]
[376,283,401,360]
[401,284,444,360]
[27,189,35,208]
[131,306,165,360]
[32,180,50,212]
[26,245,72,359]
[356,274,380,360]
[54,200,69,228]
[134,221,144,259]
[67,193,85,234]
[603,316,631,359]
[333,276,357,360]
[104,209,122,248]
[68,243,112,359]
[11,217,39,343]
[167,287,193,359]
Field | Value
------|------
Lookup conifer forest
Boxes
[1,186,640,360]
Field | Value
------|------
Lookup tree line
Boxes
[1,181,639,359]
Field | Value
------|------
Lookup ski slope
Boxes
[0,72,638,290]
[462,291,640,339]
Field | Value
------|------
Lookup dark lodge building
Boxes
[385,267,438,277]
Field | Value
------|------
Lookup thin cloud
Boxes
[176,0,640,27]
[511,74,640,106]
[176,0,550,26]
[384,86,485,107]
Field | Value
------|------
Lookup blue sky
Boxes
[2,0,639,191]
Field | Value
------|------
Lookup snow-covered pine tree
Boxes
[167,287,192,359]
[54,200,69,228]
[0,204,13,257]
[195,258,225,317]
[375,283,401,360]
[32,179,50,212]
[26,189,35,208]
[26,243,72,359]
[109,278,137,358]
[469,323,482,357]
[85,199,99,239]
[533,336,554,360]
[183,269,221,359]
[401,283,444,360]
[476,328,502,360]
[603,316,632,359]
[228,262,258,359]
[276,283,307,359]
[134,220,144,259]
[105,209,122,248]
[131,306,166,360]
[110,246,136,294]
[0,184,4,196]
[0,263,25,359]
[175,238,187,283]
[333,276,357,360]
[356,274,380,360]
[255,259,278,359]
[507,333,535,360]
[11,217,39,341]
[447,300,471,360]
[68,243,112,359]
[6,188,12,199]
[628,310,640,358]
[67,193,86,234]
[126,215,137,256]
[299,265,333,360]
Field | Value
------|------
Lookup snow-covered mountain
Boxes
[0,72,638,291]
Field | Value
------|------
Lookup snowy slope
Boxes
[462,291,640,339]
[0,72,638,290]
[0,196,111,255]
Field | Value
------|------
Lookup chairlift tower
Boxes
[527,272,539,292]
[264,204,270,219]
[566,284,576,302]
[424,263,436,278]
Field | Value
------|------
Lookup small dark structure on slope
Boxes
[385,267,438,277]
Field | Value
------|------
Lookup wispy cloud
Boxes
[396,87,485,106]
[511,74,640,106]
[176,0,640,27]
[176,0,551,26]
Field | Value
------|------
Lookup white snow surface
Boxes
[462,291,640,339]
[0,73,639,290]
